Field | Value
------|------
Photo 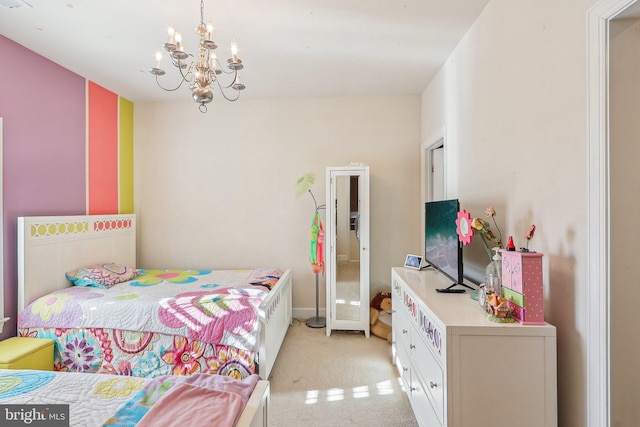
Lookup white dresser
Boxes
[391,267,557,427]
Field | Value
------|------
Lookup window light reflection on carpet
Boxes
[327,388,344,402]
[304,381,399,405]
[352,385,370,399]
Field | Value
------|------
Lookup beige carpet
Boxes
[268,319,419,426]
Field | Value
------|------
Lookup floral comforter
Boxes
[18,269,281,378]
[0,369,259,427]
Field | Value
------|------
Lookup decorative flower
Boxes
[161,336,205,375]
[456,209,474,245]
[30,293,74,321]
[18,329,38,338]
[458,206,504,262]
[94,377,144,399]
[483,206,503,248]
[128,270,211,287]
[522,224,536,251]
[90,328,114,363]
[118,360,133,376]
[471,217,484,230]
[205,345,255,379]
[61,336,101,372]
[294,173,316,199]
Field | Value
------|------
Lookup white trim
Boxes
[421,129,447,265]
[587,1,638,426]
[421,127,447,204]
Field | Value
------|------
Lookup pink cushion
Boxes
[65,263,142,289]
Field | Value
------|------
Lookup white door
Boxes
[431,145,445,201]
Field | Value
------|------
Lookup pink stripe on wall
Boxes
[87,81,119,214]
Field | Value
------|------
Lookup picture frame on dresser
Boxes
[404,254,423,270]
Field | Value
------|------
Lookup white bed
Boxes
[16,214,292,381]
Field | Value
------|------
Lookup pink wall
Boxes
[0,35,90,338]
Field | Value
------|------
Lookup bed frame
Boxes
[17,214,292,381]
[241,380,270,427]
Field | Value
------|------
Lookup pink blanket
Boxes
[138,384,244,426]
[107,373,261,425]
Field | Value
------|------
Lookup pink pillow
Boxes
[66,263,142,289]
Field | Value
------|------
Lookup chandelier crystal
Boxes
[149,0,245,113]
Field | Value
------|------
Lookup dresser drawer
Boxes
[412,335,445,423]
[504,287,524,307]
[393,305,412,351]
[394,342,411,392]
[508,301,545,325]
[409,373,443,427]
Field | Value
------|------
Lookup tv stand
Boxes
[436,282,475,293]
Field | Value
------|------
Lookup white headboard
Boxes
[17,214,136,312]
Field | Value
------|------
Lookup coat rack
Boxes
[295,173,326,328]
[307,191,326,328]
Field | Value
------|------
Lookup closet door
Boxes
[325,165,370,337]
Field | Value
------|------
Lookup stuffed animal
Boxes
[370,291,392,343]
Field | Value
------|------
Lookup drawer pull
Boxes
[402,329,408,334]
[403,367,408,372]
[409,344,415,350]
[410,387,417,392]
[429,382,438,389]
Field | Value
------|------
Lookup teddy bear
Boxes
[370,291,392,343]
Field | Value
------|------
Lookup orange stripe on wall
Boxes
[87,81,119,214]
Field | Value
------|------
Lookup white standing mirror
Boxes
[325,165,370,337]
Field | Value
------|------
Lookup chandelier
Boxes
[149,0,245,113]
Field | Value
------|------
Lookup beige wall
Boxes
[610,17,640,426]
[421,1,596,425]
[133,95,421,314]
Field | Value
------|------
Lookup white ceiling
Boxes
[0,0,489,103]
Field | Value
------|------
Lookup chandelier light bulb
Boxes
[206,22,213,40]
[168,26,175,44]
[155,50,162,68]
[230,39,238,63]
[175,32,183,51]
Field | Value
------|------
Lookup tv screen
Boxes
[424,199,470,291]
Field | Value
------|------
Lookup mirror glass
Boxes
[334,175,361,322]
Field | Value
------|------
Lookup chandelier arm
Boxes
[154,74,187,92]
[215,82,241,101]
[218,70,239,90]
[177,60,196,83]
[217,66,237,76]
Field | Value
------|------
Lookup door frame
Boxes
[421,128,447,204]
[587,1,638,425]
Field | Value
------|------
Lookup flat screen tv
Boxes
[424,199,473,293]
